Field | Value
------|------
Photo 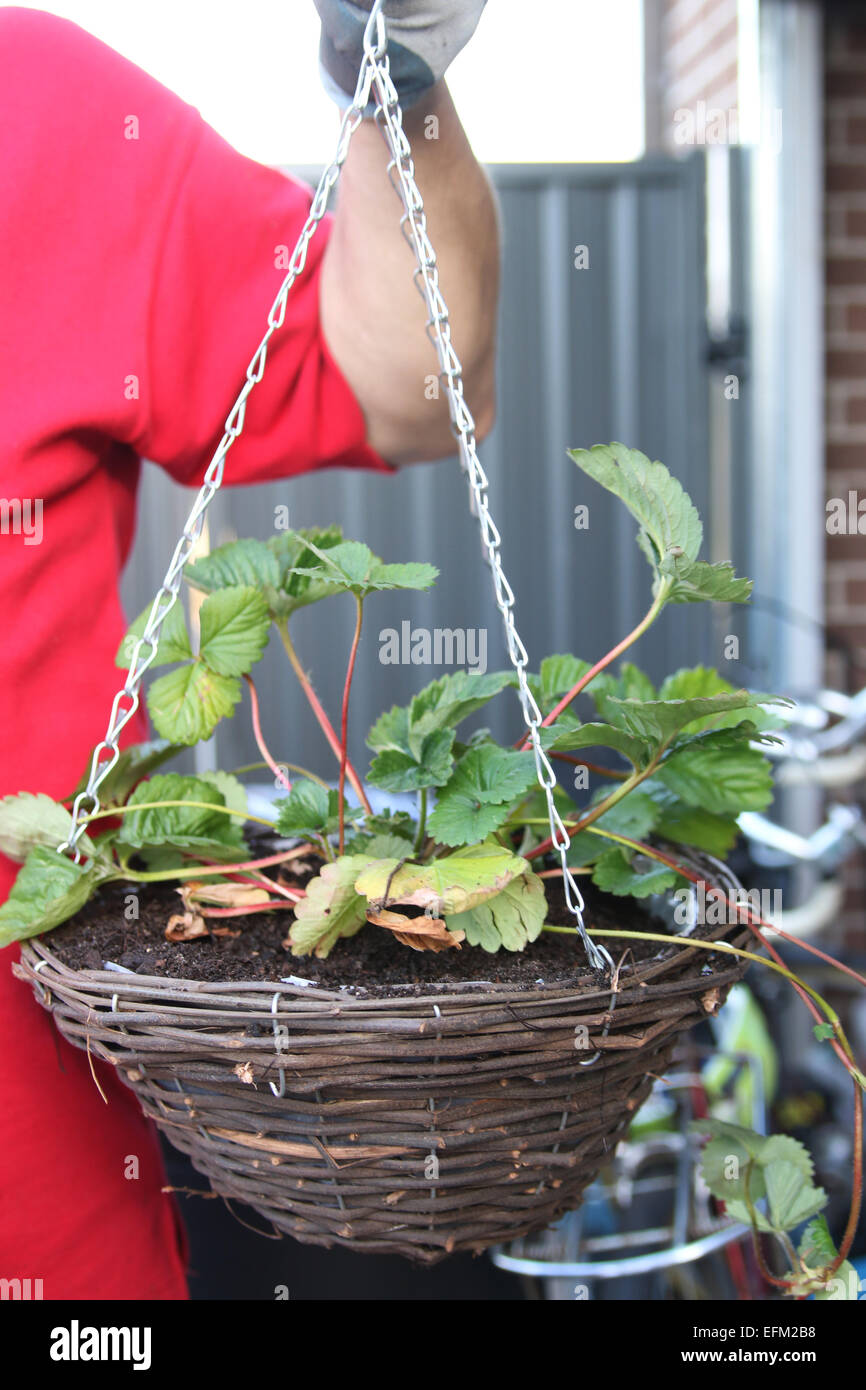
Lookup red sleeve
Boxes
[2,7,393,488]
[137,112,395,486]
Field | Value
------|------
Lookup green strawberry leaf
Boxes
[344,831,418,859]
[116,598,192,668]
[0,792,97,864]
[591,662,657,711]
[265,526,346,619]
[591,846,679,898]
[185,537,280,595]
[664,557,752,605]
[441,746,538,808]
[538,719,650,768]
[569,443,703,581]
[426,746,537,847]
[657,667,784,735]
[763,1160,827,1232]
[288,855,370,958]
[690,1118,771,1158]
[527,655,593,714]
[115,774,245,853]
[197,586,271,677]
[147,663,241,744]
[295,540,437,598]
[67,739,178,808]
[367,704,413,756]
[658,730,774,814]
[447,869,547,952]
[569,444,752,606]
[798,1216,858,1298]
[0,847,111,946]
[407,670,515,753]
[426,797,514,847]
[361,810,417,843]
[699,1135,764,1206]
[604,692,776,745]
[799,1214,837,1268]
[566,792,661,868]
[368,729,455,793]
[198,771,248,819]
[275,780,331,837]
[642,781,740,855]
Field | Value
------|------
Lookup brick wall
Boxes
[824,12,866,945]
[825,15,866,692]
[655,2,866,945]
[660,0,741,141]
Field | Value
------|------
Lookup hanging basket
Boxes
[14,857,751,1263]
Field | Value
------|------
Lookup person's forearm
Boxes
[320,81,500,465]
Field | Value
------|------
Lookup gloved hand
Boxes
[313,1,486,111]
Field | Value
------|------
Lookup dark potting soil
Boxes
[48,867,671,997]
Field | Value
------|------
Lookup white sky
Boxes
[15,1,645,165]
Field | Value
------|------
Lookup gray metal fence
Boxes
[122,155,715,782]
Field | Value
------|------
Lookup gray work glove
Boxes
[313,1,486,111]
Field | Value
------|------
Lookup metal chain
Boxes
[360,7,611,972]
[60,66,377,859]
[61,0,612,973]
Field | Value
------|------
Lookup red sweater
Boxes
[0,9,389,1299]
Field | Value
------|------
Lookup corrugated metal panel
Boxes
[121,155,711,781]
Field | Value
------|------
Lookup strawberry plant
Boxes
[1,443,862,1296]
[0,445,786,953]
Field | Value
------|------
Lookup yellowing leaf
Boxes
[287,855,369,958]
[446,871,547,953]
[180,880,272,909]
[0,792,96,863]
[355,842,529,917]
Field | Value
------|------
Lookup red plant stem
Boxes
[561,835,864,1291]
[528,824,866,995]
[604,834,866,995]
[197,898,303,917]
[277,621,373,816]
[241,869,302,903]
[828,1085,863,1273]
[244,675,291,792]
[534,825,864,1288]
[339,597,364,855]
[724,1240,753,1301]
[550,752,628,780]
[194,846,316,876]
[516,585,669,750]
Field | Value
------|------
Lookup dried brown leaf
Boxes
[367,907,464,953]
[165,911,209,942]
[180,879,272,909]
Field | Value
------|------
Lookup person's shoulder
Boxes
[0,8,198,131]
[1,7,114,67]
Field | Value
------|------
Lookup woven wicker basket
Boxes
[15,859,750,1263]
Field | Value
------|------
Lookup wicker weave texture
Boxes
[16,899,749,1264]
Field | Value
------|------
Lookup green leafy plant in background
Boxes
[1,443,862,1297]
[694,1119,861,1299]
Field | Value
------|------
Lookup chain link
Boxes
[360,5,611,972]
[61,0,611,973]
[59,66,376,859]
